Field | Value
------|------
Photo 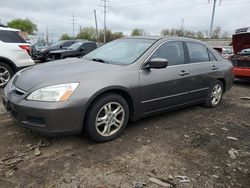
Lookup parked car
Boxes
[31,42,49,53]
[31,40,77,62]
[213,46,233,59]
[0,26,34,88]
[230,27,250,80]
[2,37,233,142]
[47,40,97,61]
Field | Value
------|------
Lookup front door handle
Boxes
[179,70,189,76]
[211,65,218,70]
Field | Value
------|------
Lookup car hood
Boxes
[13,58,118,91]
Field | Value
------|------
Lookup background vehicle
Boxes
[213,46,233,59]
[0,26,34,88]
[31,40,77,62]
[3,37,233,142]
[230,27,250,80]
[47,40,97,61]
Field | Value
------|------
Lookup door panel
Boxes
[138,41,190,115]
[184,42,219,100]
[139,64,191,114]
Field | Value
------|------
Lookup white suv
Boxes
[0,26,35,87]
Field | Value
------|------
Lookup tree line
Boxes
[5,19,231,43]
[60,27,124,42]
[61,26,230,42]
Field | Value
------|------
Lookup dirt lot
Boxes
[0,80,249,188]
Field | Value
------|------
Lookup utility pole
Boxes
[181,18,184,37]
[71,12,76,39]
[209,0,221,38]
[94,9,99,41]
[46,27,49,44]
[100,0,108,43]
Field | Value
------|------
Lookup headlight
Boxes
[27,83,79,102]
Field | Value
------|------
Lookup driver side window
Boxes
[150,41,185,66]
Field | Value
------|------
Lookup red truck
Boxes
[230,27,250,80]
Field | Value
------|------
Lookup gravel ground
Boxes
[0,80,249,188]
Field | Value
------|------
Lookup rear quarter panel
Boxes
[0,41,34,67]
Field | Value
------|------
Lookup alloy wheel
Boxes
[95,102,125,137]
[211,84,223,106]
[0,66,11,87]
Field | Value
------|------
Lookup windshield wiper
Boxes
[91,58,107,63]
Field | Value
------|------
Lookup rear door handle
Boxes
[211,65,218,70]
[179,70,189,76]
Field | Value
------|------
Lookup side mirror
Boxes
[145,58,168,70]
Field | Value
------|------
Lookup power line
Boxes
[113,0,192,9]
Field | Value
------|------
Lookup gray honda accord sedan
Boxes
[2,36,234,142]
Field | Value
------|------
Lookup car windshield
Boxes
[51,41,64,47]
[83,38,155,65]
[68,42,83,50]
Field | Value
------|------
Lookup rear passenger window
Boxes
[208,50,217,61]
[187,42,209,63]
[150,41,185,66]
[0,30,26,43]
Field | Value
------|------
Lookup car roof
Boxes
[123,36,208,43]
[60,40,77,42]
[75,39,95,43]
[0,26,20,32]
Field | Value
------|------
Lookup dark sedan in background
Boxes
[47,40,97,61]
[31,40,77,62]
[2,37,233,142]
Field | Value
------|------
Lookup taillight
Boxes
[19,45,31,56]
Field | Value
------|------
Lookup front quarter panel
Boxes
[70,65,140,117]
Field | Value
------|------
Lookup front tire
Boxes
[85,93,129,142]
[204,80,224,108]
[0,63,14,88]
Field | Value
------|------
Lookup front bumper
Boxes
[31,53,43,60]
[31,51,46,61]
[2,94,87,135]
[233,67,250,79]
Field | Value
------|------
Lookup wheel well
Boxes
[83,89,135,128]
[0,57,16,72]
[218,78,226,92]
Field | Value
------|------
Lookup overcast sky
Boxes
[0,0,250,41]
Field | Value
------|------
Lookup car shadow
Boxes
[234,79,250,87]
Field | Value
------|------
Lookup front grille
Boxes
[9,85,26,96]
[232,60,250,68]
[13,89,25,96]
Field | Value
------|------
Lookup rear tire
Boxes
[0,63,14,88]
[204,80,224,108]
[85,93,129,142]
